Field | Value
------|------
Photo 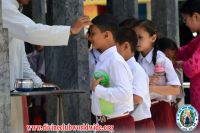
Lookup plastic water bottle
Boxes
[153,58,173,102]
[154,58,166,85]
[150,58,165,99]
[94,71,114,115]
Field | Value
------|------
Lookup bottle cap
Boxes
[154,64,165,73]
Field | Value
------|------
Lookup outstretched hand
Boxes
[70,15,92,35]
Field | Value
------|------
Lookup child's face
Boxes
[116,42,133,60]
[134,26,157,55]
[164,49,177,64]
[88,25,108,51]
[182,13,200,33]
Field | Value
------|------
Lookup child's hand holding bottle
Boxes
[149,75,160,85]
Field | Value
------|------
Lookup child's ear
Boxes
[104,31,109,39]
[124,42,130,50]
[193,12,200,22]
[151,34,157,43]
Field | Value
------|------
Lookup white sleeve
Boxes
[165,58,181,86]
[132,67,149,99]
[2,5,70,46]
[94,60,133,103]
[23,50,43,87]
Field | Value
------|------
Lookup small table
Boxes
[10,89,86,126]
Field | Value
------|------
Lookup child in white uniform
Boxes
[158,37,185,113]
[89,14,135,133]
[133,20,181,133]
[116,28,155,133]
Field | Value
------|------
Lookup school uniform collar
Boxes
[138,48,154,63]
[10,0,20,9]
[127,56,136,64]
[99,46,116,62]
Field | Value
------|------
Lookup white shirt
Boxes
[91,46,133,118]
[2,0,71,90]
[127,57,151,121]
[138,49,181,101]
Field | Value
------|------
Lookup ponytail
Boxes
[152,39,159,65]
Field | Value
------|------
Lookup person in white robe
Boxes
[2,0,91,132]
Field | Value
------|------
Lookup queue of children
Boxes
[88,0,200,132]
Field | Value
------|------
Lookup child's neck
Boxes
[100,42,115,53]
[125,53,134,61]
[141,48,153,57]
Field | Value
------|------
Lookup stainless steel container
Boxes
[14,79,34,89]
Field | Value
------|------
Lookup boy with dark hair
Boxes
[116,28,155,133]
[90,14,135,132]
[119,18,138,29]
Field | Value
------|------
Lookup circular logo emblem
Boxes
[176,104,199,131]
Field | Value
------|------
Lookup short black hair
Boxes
[91,14,119,40]
[158,37,178,52]
[180,0,200,16]
[116,28,138,53]
[119,18,138,29]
